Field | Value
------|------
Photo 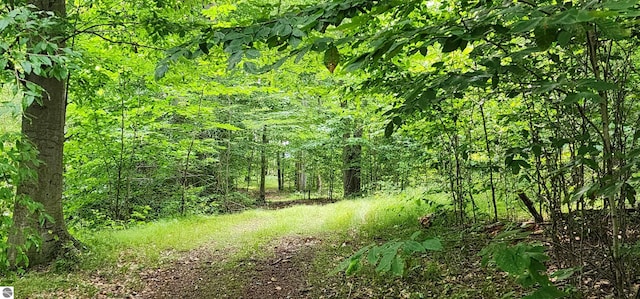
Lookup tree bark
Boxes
[343,127,362,197]
[295,155,305,192]
[277,151,283,192]
[517,192,544,224]
[8,0,73,269]
[259,125,267,204]
[480,103,498,222]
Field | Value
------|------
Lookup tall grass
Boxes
[79,193,435,266]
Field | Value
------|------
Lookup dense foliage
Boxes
[1,0,640,297]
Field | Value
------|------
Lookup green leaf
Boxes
[525,246,549,263]
[245,48,261,59]
[154,63,169,80]
[289,36,302,48]
[292,28,305,38]
[21,61,32,74]
[227,51,243,69]
[256,27,271,39]
[551,268,577,281]
[565,92,603,104]
[345,258,361,275]
[376,249,396,273]
[442,36,467,53]
[550,9,594,25]
[531,144,542,157]
[597,18,631,39]
[494,245,529,274]
[323,44,340,73]
[211,122,242,131]
[243,62,259,74]
[588,80,618,91]
[391,255,405,276]
[603,0,637,10]
[294,46,311,63]
[0,17,11,31]
[422,238,443,251]
[511,18,542,33]
[403,240,426,253]
[198,42,209,55]
[39,55,52,67]
[367,246,382,265]
[557,30,572,46]
[534,25,558,50]
[384,121,394,138]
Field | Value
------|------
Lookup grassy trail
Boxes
[7,194,433,298]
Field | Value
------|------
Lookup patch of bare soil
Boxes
[131,236,321,299]
[135,248,226,299]
[241,236,321,299]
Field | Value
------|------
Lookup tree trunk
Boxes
[343,128,362,197]
[277,151,283,192]
[280,152,285,191]
[246,135,254,192]
[259,125,267,204]
[480,103,498,222]
[517,192,544,224]
[295,155,305,192]
[8,0,73,269]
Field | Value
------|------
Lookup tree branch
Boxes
[83,31,166,51]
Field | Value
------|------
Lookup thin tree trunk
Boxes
[329,170,334,200]
[517,192,544,224]
[277,151,283,192]
[280,152,285,191]
[295,154,306,192]
[587,29,625,294]
[480,103,498,222]
[246,135,254,192]
[259,125,267,204]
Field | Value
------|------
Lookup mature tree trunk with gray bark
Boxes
[8,0,75,268]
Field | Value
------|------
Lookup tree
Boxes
[6,0,75,267]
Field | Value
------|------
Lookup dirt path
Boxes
[126,199,329,298]
[134,235,322,299]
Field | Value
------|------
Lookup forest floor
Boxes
[8,193,640,298]
[80,196,523,299]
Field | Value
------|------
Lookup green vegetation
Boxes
[1,192,435,297]
[1,0,640,298]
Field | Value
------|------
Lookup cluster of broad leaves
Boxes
[0,5,75,110]
[480,230,577,299]
[337,231,443,277]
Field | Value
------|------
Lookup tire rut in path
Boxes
[137,236,322,299]
[241,236,321,299]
